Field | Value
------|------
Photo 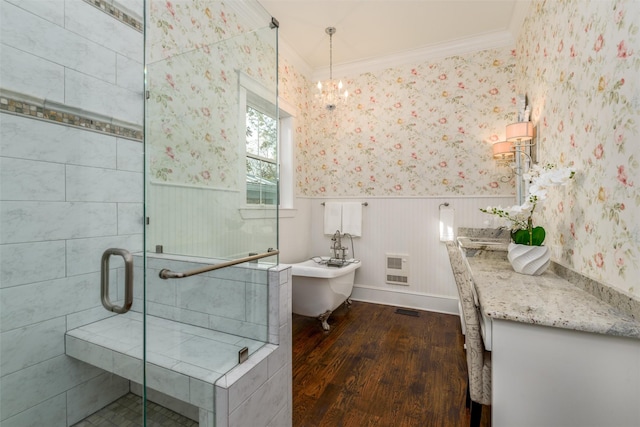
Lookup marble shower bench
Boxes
[65,263,293,427]
[66,311,267,425]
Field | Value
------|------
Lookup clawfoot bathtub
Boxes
[289,258,361,331]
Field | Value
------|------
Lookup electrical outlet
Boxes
[551,245,562,260]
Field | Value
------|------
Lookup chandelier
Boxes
[317,27,348,111]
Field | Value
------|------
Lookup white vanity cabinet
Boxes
[459,244,640,427]
[492,318,640,427]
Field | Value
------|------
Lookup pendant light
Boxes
[317,27,348,111]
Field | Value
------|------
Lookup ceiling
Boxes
[257,0,528,78]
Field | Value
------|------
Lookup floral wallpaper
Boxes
[294,48,517,197]
[144,0,638,296]
[517,0,639,295]
[146,0,277,189]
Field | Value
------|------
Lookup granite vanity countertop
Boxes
[456,236,509,252]
[464,252,640,340]
[456,227,510,252]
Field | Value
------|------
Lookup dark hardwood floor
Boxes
[292,301,491,427]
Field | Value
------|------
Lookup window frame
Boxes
[238,72,296,211]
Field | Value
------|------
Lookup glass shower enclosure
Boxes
[0,0,279,426]
[141,0,280,423]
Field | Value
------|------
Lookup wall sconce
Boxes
[506,121,535,205]
[492,141,515,164]
[506,121,534,143]
[492,141,515,183]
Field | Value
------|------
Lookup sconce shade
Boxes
[506,121,534,142]
[493,141,515,159]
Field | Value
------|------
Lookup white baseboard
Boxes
[350,284,459,315]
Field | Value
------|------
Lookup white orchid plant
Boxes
[481,164,575,246]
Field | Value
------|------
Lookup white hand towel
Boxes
[439,206,455,242]
[342,202,362,237]
[323,202,342,235]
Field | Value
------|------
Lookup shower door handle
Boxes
[101,248,134,314]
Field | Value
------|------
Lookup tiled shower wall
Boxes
[137,255,272,342]
[0,0,144,425]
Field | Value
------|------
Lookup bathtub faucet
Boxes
[330,230,348,261]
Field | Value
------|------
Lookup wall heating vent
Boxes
[385,254,409,285]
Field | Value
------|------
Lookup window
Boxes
[239,72,295,210]
[246,105,278,205]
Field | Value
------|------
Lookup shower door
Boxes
[143,1,279,425]
[0,0,277,425]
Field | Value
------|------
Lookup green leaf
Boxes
[511,227,546,246]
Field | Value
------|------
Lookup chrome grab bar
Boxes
[101,248,134,314]
[159,248,279,280]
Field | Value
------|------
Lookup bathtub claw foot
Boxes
[318,310,332,331]
[346,298,352,307]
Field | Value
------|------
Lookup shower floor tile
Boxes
[71,392,198,426]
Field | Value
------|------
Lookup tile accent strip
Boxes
[0,94,143,142]
[0,1,144,140]
[82,0,143,32]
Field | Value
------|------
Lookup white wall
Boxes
[278,199,313,264]
[282,196,513,314]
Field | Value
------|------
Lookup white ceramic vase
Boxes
[507,243,551,275]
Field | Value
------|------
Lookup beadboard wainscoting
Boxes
[147,182,278,260]
[280,196,514,314]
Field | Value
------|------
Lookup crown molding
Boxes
[509,0,532,42]
[311,30,515,81]
[229,1,315,80]
[278,38,314,80]
[230,0,273,32]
